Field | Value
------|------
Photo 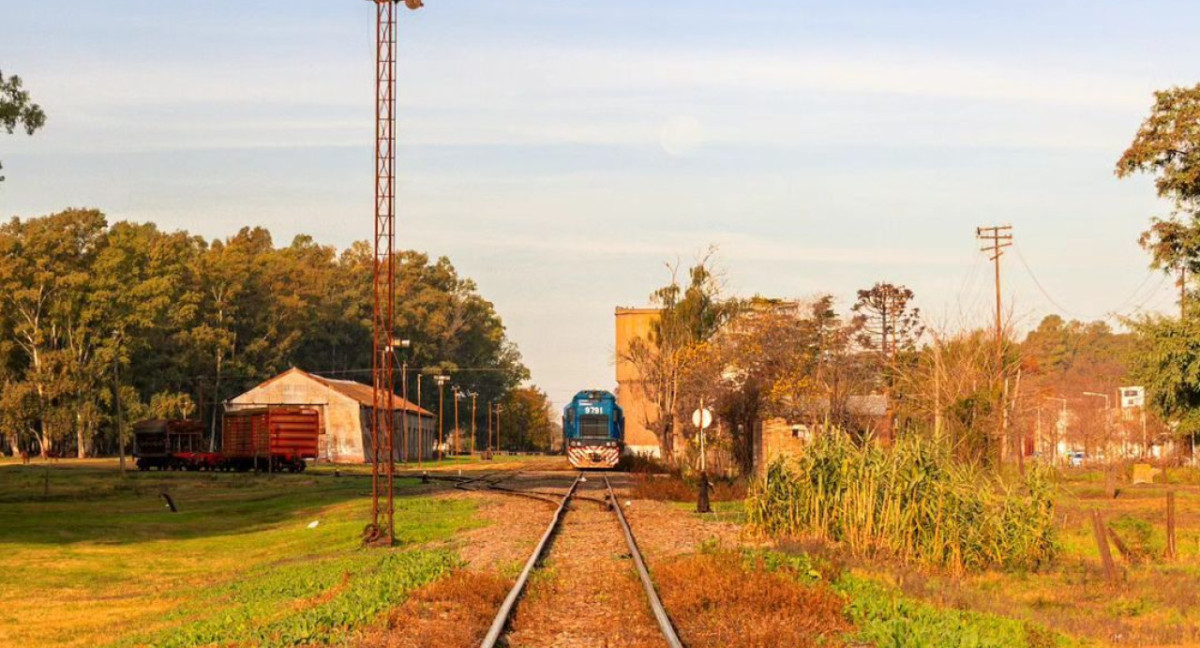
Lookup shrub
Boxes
[746,433,1057,573]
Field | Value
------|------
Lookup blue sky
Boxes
[2,1,1194,408]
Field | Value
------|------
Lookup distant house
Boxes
[228,368,435,463]
[754,394,891,474]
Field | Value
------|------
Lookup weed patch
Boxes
[357,570,511,648]
[747,434,1058,573]
[117,550,457,648]
[654,549,850,648]
[632,473,747,503]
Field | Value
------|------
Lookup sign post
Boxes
[691,399,714,514]
[1120,386,1147,457]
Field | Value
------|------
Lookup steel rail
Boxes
[479,472,583,648]
[605,475,685,648]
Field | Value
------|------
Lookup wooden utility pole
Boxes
[495,404,504,455]
[978,225,1013,461]
[113,347,125,476]
[401,362,408,463]
[469,391,478,455]
[452,387,462,455]
[1092,510,1119,584]
[416,374,423,466]
[1167,490,1178,560]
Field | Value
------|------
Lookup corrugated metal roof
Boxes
[259,368,434,417]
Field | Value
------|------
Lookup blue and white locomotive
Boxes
[562,390,624,469]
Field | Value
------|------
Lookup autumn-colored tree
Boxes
[624,253,733,460]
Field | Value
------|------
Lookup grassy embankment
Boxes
[736,436,1200,648]
[0,458,482,648]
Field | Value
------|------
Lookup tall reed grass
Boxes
[746,433,1056,574]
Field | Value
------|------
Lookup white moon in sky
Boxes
[659,115,704,157]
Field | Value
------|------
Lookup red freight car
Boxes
[221,407,320,472]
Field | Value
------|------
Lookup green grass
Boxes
[835,573,1085,648]
[741,546,1084,648]
[0,460,481,647]
[753,469,1200,647]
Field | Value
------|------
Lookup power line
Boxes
[1011,244,1085,319]
[1012,243,1172,323]
[312,366,518,377]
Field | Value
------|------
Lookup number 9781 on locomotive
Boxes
[562,390,624,469]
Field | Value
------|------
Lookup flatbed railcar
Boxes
[133,419,207,471]
[131,407,320,473]
[562,390,624,469]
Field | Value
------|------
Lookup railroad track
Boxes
[479,473,684,648]
[431,470,610,508]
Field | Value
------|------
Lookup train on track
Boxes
[562,390,624,469]
[133,407,320,473]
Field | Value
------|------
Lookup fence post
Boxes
[1167,490,1178,560]
[1092,510,1118,584]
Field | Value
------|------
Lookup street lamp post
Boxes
[452,386,464,455]
[416,373,424,463]
[486,400,493,459]
[391,339,411,463]
[435,375,449,461]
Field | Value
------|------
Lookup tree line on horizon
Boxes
[0,209,538,457]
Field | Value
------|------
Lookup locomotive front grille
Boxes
[579,415,609,439]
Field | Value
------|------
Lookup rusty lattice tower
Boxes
[367,0,422,547]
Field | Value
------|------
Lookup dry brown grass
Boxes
[655,551,851,648]
[631,473,747,502]
[357,570,511,648]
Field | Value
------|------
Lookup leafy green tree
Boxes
[498,386,555,452]
[853,282,923,443]
[1116,84,1200,309]
[0,69,46,185]
[0,210,107,455]
[1128,314,1200,442]
[0,211,529,457]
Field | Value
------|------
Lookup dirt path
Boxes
[505,478,667,648]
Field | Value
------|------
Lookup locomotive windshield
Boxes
[579,414,609,438]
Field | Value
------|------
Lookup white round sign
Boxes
[691,408,713,429]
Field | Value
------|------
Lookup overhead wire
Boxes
[1011,242,1174,324]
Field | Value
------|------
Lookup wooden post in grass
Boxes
[1092,510,1118,584]
[1106,526,1137,565]
[1167,490,1178,560]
